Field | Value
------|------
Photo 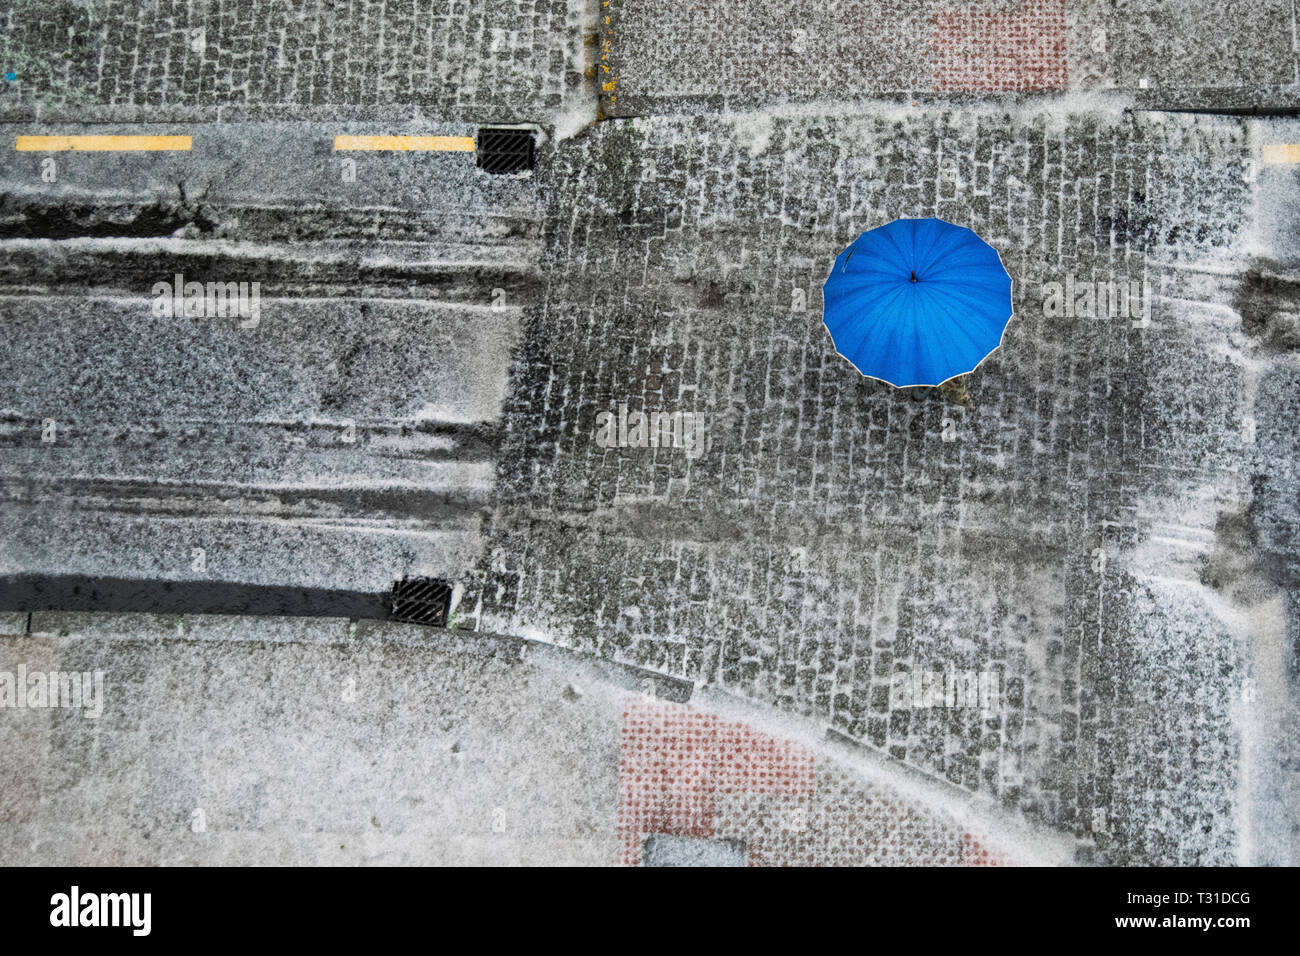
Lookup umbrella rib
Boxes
[836,282,912,366]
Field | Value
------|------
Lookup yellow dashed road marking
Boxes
[1262,144,1300,164]
[333,135,475,152]
[16,135,192,151]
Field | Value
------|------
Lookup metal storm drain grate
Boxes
[476,127,535,174]
[389,577,453,627]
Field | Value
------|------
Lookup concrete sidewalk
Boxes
[0,612,1070,865]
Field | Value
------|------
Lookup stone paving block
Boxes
[599,0,1299,116]
[0,0,590,122]
[461,106,1263,863]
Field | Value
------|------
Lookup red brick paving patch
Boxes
[962,831,1010,866]
[618,701,1022,865]
[617,701,815,865]
[931,0,1068,92]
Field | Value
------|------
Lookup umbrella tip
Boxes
[910,270,918,283]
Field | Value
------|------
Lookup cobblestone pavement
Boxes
[1,3,1297,866]
[3,1,1297,121]
[460,105,1294,864]
[598,0,1300,116]
[0,0,591,122]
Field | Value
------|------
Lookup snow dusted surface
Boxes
[462,104,1297,864]
[598,0,1298,117]
[0,1,1298,865]
[0,614,1071,865]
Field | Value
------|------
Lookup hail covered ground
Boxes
[0,0,1297,867]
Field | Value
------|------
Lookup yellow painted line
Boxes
[1262,144,1300,164]
[332,135,475,152]
[16,134,192,151]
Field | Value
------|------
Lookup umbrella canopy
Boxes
[822,218,1013,387]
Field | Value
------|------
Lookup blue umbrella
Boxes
[822,218,1013,387]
